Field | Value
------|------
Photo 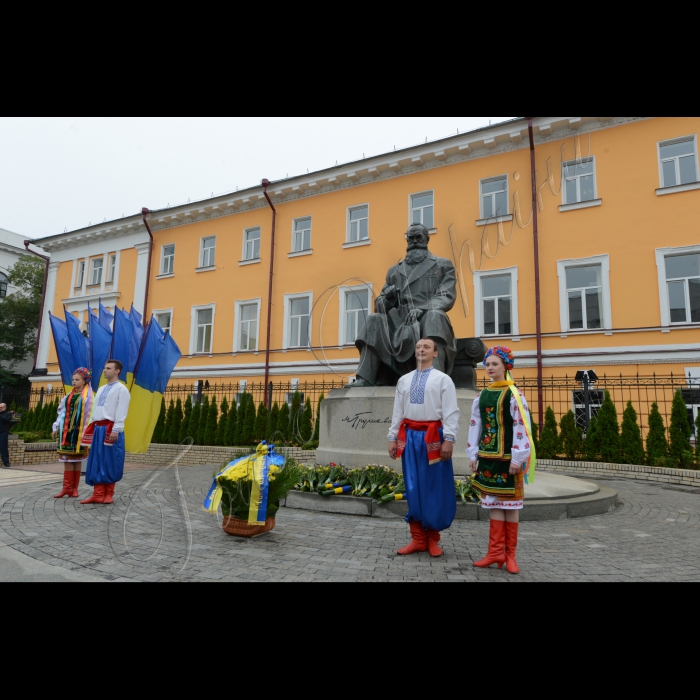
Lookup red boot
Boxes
[103,484,116,505]
[473,520,506,569]
[505,522,520,575]
[397,521,428,556]
[80,484,106,505]
[54,471,73,499]
[427,530,444,558]
[69,470,81,498]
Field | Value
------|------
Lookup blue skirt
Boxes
[86,427,126,486]
[402,427,456,532]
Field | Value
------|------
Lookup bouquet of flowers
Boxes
[455,476,481,505]
[347,468,371,497]
[364,465,396,500]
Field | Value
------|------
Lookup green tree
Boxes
[584,415,601,462]
[646,403,668,466]
[268,402,280,442]
[163,399,176,444]
[289,391,302,445]
[0,255,44,385]
[620,401,645,466]
[216,398,229,446]
[669,390,692,467]
[204,396,219,446]
[168,399,183,445]
[23,406,35,432]
[197,395,210,446]
[530,418,540,456]
[235,394,248,446]
[313,393,324,442]
[225,400,238,447]
[696,413,700,465]
[189,400,202,446]
[300,398,313,445]
[243,397,256,446]
[152,398,166,444]
[559,410,583,460]
[254,402,268,444]
[538,407,561,459]
[179,398,193,444]
[597,391,621,464]
[278,401,291,443]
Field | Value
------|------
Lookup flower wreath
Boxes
[483,346,515,372]
[73,367,93,382]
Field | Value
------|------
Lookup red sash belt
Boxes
[397,420,443,466]
[81,420,115,447]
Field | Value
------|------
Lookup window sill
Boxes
[343,239,371,249]
[476,215,513,227]
[86,284,101,289]
[559,199,602,212]
[239,258,262,267]
[195,266,216,273]
[656,181,700,196]
[156,273,174,280]
[288,249,313,258]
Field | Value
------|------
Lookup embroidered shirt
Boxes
[91,382,131,433]
[410,368,433,405]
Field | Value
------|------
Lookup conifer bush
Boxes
[646,403,668,466]
[235,394,248,446]
[313,394,324,443]
[179,398,193,444]
[290,391,302,444]
[559,410,583,460]
[669,390,692,468]
[538,407,561,459]
[204,396,218,446]
[197,396,210,446]
[216,398,229,446]
[254,403,268,443]
[163,400,176,444]
[583,415,601,462]
[620,401,645,466]
[268,402,280,443]
[189,401,202,446]
[696,413,700,466]
[243,397,256,446]
[152,398,166,444]
[530,418,540,455]
[224,400,237,447]
[278,402,291,444]
[168,398,183,445]
[300,398,313,446]
[595,391,621,464]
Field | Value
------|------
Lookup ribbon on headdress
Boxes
[507,371,536,485]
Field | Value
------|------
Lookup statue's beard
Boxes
[405,248,429,266]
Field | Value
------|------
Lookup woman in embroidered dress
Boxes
[468,347,532,575]
[51,368,94,499]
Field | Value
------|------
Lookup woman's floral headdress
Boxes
[73,367,93,382]
[483,346,515,372]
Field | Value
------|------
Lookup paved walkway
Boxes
[0,464,698,582]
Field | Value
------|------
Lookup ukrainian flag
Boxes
[98,301,114,331]
[127,305,144,387]
[48,312,78,395]
[88,307,113,392]
[124,319,182,454]
[112,308,134,387]
[65,308,88,371]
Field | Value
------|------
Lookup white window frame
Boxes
[107,254,117,283]
[656,245,700,327]
[409,191,435,230]
[562,157,598,205]
[292,218,312,253]
[200,237,217,269]
[161,244,176,276]
[338,284,373,347]
[473,267,519,338]
[189,304,216,356]
[0,271,8,299]
[346,204,370,244]
[75,261,85,289]
[243,227,262,262]
[90,258,103,286]
[658,135,699,189]
[153,308,174,334]
[557,255,612,333]
[283,292,314,350]
[480,175,510,220]
[234,298,262,353]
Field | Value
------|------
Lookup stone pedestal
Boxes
[316,387,478,475]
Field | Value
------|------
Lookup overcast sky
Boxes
[0,117,516,240]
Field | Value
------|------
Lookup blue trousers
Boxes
[402,428,456,532]
[86,427,125,486]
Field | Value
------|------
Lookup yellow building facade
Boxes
[33,116,700,425]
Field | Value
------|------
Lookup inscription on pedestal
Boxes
[341,413,392,431]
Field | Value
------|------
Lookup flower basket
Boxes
[222,516,276,538]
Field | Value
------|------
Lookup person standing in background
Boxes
[0,403,15,469]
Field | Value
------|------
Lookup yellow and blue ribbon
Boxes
[507,371,537,485]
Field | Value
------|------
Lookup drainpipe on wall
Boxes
[262,179,277,409]
[141,208,154,319]
[527,117,545,430]
[23,241,51,375]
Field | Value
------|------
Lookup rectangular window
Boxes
[239,303,259,351]
[660,137,698,188]
[288,297,311,348]
[344,289,370,344]
[76,261,85,289]
[201,237,216,268]
[481,176,509,219]
[155,312,172,333]
[161,245,175,275]
[244,228,261,261]
[410,192,434,229]
[348,206,369,243]
[90,259,103,286]
[482,275,512,336]
[0,273,8,299]
[566,265,603,330]
[108,255,117,283]
[293,219,312,252]
[195,308,213,354]
[563,159,597,204]
[666,253,700,324]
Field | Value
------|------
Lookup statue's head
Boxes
[406,223,430,252]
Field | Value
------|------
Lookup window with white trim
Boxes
[238,302,259,351]
[201,237,216,268]
[0,272,8,299]
[410,192,434,229]
[155,311,172,334]
[665,253,700,324]
[481,275,512,336]
[286,295,312,348]
[566,265,603,330]
[90,258,103,286]
[195,308,214,354]
[348,206,369,243]
[108,255,117,283]
[343,288,370,344]
[563,158,597,204]
[659,137,698,188]
[76,261,85,289]
[293,218,312,253]
[481,176,509,219]
[244,228,261,261]
[161,245,175,275]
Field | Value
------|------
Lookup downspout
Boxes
[141,208,154,319]
[527,117,545,430]
[262,179,277,409]
[23,241,51,375]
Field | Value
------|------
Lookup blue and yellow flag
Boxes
[65,308,88,371]
[49,313,77,394]
[88,307,113,392]
[128,305,144,379]
[112,308,134,385]
[98,301,114,331]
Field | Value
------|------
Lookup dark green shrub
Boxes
[204,396,218,447]
[254,402,268,444]
[620,401,645,466]
[584,415,600,461]
[278,402,291,443]
[179,398,193,444]
[152,398,166,444]
[216,398,229,446]
[696,413,700,465]
[669,391,692,468]
[290,391,302,444]
[646,403,668,466]
[596,391,621,464]
[189,401,202,446]
[243,396,256,446]
[197,396,210,446]
[268,402,280,442]
[559,410,583,460]
[538,407,561,459]
[163,399,176,444]
[224,400,237,447]
[299,398,313,445]
[168,399,183,445]
[313,394,325,442]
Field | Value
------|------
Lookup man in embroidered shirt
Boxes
[388,339,460,558]
[80,359,131,505]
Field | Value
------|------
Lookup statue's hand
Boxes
[384,285,397,300]
[406,308,425,324]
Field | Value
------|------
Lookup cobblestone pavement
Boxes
[0,465,698,582]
